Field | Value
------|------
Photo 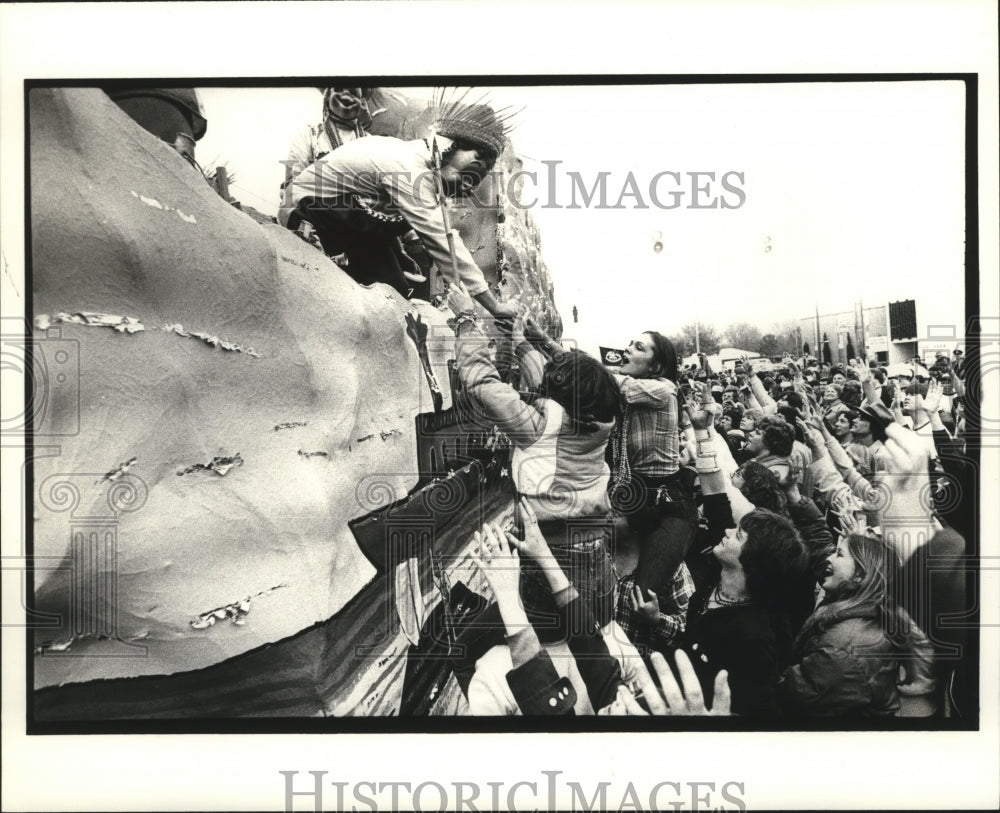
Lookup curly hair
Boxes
[840,380,863,409]
[738,508,808,611]
[735,461,789,514]
[541,349,620,430]
[780,391,804,411]
[758,415,796,456]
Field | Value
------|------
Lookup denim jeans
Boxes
[519,518,617,641]
[622,472,698,595]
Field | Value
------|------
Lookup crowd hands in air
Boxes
[250,85,971,719]
[275,87,971,720]
[444,283,973,719]
[103,87,973,718]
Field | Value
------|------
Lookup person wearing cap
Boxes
[281,100,517,318]
[105,86,207,167]
[952,348,965,377]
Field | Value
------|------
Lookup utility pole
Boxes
[695,321,701,355]
[857,298,867,359]
[814,303,821,360]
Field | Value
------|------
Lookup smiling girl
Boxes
[777,533,933,717]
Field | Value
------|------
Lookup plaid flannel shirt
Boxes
[614,564,695,658]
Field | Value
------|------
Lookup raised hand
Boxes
[919,377,944,415]
[611,650,731,716]
[850,357,872,383]
[693,380,713,406]
[509,311,527,346]
[830,490,867,536]
[523,315,550,346]
[471,522,521,601]
[630,583,661,625]
[685,400,714,430]
[507,497,553,562]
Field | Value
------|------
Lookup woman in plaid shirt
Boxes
[611,332,698,600]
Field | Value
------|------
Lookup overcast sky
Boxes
[197,81,966,356]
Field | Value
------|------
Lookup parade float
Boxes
[29,86,559,719]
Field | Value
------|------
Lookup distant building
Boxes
[800,299,960,366]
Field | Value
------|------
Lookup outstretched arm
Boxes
[745,359,778,415]
[449,289,546,444]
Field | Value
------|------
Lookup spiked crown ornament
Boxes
[430,87,520,158]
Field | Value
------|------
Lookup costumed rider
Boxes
[104,87,207,168]
[283,87,377,181]
[280,92,518,318]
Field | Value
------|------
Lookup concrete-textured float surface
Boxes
[30,87,450,686]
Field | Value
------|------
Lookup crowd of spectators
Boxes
[101,85,977,720]
[446,290,975,719]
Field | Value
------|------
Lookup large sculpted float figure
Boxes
[29,87,548,719]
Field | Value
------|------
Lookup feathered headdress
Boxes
[429,87,520,157]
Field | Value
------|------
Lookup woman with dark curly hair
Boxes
[777,533,933,717]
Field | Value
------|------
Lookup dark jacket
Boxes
[777,605,903,717]
[786,496,835,634]
[684,491,791,716]
[684,598,788,716]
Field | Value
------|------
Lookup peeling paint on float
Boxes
[96,456,137,484]
[32,314,262,358]
[176,453,244,477]
[161,323,261,357]
[190,584,288,630]
[129,190,197,223]
[34,312,145,333]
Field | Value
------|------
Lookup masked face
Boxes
[327,88,365,121]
